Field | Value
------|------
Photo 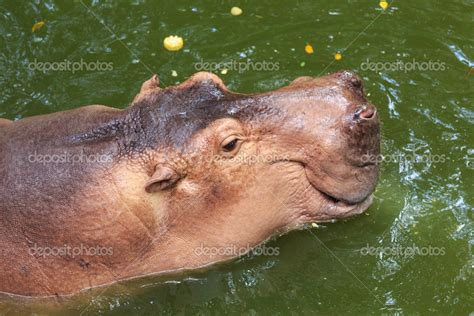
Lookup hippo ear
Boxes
[140,74,160,93]
[133,74,160,104]
[145,164,181,193]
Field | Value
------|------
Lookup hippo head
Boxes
[123,71,379,264]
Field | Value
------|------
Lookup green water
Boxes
[0,0,472,314]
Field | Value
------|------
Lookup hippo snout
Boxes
[275,70,380,207]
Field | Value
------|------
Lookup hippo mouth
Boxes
[301,164,375,220]
[274,158,376,217]
[314,184,373,214]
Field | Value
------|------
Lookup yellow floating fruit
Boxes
[163,35,184,51]
[379,1,389,10]
[230,6,243,16]
[335,52,342,61]
[305,44,314,54]
[32,21,45,32]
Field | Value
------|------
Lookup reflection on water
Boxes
[0,0,472,314]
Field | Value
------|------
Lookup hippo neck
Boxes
[63,106,144,150]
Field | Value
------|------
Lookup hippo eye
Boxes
[220,136,243,155]
[222,139,238,152]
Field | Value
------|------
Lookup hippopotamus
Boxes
[0,71,379,297]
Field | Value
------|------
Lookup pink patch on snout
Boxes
[355,105,376,120]
[359,106,375,119]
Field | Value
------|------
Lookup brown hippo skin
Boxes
[0,71,380,297]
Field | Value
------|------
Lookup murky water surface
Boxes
[0,0,472,314]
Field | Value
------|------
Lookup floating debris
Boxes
[32,21,45,32]
[230,7,243,16]
[171,70,178,77]
[163,35,184,51]
[311,223,320,228]
[305,43,314,54]
[220,68,228,75]
[300,61,306,67]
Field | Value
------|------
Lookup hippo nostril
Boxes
[354,105,376,120]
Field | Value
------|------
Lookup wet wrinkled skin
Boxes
[0,71,380,298]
